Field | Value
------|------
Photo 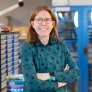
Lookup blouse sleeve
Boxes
[20,42,58,92]
[54,41,80,83]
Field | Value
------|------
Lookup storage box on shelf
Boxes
[6,74,24,92]
[88,43,92,92]
[12,32,20,74]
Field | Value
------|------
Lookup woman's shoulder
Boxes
[21,41,34,50]
[58,39,66,46]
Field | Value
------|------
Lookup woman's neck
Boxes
[38,36,49,45]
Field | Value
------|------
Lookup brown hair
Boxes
[26,4,59,43]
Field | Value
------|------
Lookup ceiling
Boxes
[0,0,51,26]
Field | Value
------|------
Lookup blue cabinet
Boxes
[52,6,92,92]
[82,7,92,92]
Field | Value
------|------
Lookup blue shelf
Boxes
[58,19,74,22]
[89,78,92,81]
[89,40,92,43]
[65,39,77,43]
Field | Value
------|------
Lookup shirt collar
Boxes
[34,36,59,46]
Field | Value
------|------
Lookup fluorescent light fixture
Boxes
[91,12,92,23]
[74,12,78,28]
[18,0,23,2]
[58,12,64,19]
[0,4,19,16]
[0,23,4,26]
[54,12,58,23]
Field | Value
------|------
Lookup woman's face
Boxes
[32,10,54,37]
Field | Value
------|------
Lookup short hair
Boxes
[26,4,59,43]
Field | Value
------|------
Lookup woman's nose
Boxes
[41,20,47,25]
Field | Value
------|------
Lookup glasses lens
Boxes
[35,18,52,23]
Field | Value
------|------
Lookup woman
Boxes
[20,4,80,92]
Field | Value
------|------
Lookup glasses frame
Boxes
[34,18,53,24]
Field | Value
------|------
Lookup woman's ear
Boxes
[52,21,55,27]
[31,21,34,28]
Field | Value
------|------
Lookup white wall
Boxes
[52,0,92,6]
[69,0,92,5]
[0,17,8,26]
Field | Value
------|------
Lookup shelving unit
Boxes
[52,6,79,92]
[87,9,92,92]
[52,6,92,92]
[0,31,20,92]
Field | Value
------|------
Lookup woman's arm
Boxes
[37,64,69,80]
[36,41,80,84]
[53,41,80,83]
[37,64,69,87]
[37,41,80,83]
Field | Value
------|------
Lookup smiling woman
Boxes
[27,4,59,44]
[20,4,80,92]
[32,10,54,40]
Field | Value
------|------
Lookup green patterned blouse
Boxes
[20,38,80,92]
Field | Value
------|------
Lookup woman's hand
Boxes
[37,64,69,81]
[64,64,69,71]
[58,82,67,88]
[58,64,69,88]
[37,73,50,81]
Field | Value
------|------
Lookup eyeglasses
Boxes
[34,18,53,24]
